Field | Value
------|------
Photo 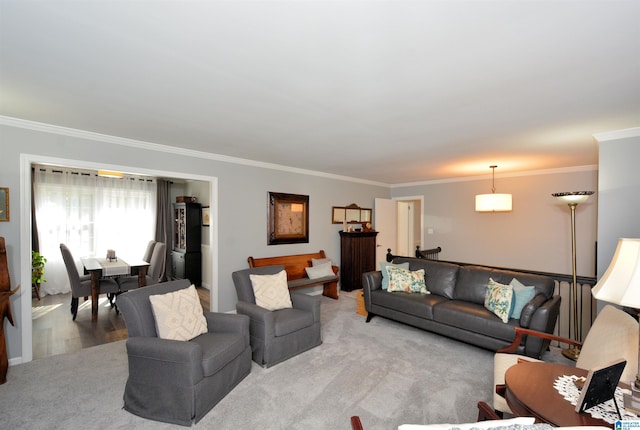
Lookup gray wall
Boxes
[0,122,389,362]
[596,131,640,279]
[391,168,599,276]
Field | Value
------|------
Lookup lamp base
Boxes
[623,385,640,415]
[562,345,580,361]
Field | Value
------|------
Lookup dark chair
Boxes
[60,243,119,320]
[232,265,322,368]
[117,242,166,292]
[117,279,252,426]
[142,240,157,263]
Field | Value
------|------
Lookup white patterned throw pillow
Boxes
[149,285,208,341]
[484,278,514,323]
[386,266,429,294]
[249,270,293,311]
[305,262,335,279]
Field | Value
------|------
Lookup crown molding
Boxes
[0,116,388,187]
[593,127,640,142]
[390,165,598,188]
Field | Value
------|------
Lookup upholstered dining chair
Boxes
[117,242,166,292]
[118,279,251,425]
[493,304,639,416]
[60,243,119,320]
[232,265,322,368]
[142,240,157,263]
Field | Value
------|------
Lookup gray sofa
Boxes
[362,257,561,358]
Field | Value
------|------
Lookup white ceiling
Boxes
[1,1,639,184]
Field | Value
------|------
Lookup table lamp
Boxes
[591,238,640,406]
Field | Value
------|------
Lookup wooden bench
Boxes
[247,250,339,299]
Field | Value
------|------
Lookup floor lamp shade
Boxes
[592,238,640,308]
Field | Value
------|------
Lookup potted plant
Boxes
[32,251,46,300]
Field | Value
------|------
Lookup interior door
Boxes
[374,198,397,269]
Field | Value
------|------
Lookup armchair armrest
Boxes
[236,300,276,338]
[498,326,582,354]
[126,336,204,384]
[290,291,321,322]
[205,312,250,347]
[205,312,249,334]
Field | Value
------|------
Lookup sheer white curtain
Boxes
[34,166,157,296]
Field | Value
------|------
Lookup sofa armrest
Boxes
[126,336,204,385]
[519,294,549,328]
[362,271,382,312]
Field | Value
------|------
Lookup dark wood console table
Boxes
[505,361,615,427]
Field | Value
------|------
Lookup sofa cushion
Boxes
[273,308,314,337]
[433,300,519,342]
[387,266,428,294]
[190,332,247,376]
[370,289,447,320]
[484,278,514,323]
[454,265,555,305]
[392,258,459,299]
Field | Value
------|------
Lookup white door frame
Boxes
[19,153,218,364]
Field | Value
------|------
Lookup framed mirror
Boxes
[331,204,372,224]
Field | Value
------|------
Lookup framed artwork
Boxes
[268,192,309,245]
[201,206,210,227]
[0,188,8,222]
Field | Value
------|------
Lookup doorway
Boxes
[374,196,424,267]
[19,154,218,363]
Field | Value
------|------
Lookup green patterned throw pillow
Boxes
[386,266,429,294]
[484,278,514,323]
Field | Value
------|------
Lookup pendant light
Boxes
[475,165,512,212]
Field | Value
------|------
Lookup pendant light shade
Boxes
[475,165,512,212]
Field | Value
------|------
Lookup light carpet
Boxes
[3,293,542,429]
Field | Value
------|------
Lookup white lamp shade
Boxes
[475,193,512,212]
[552,191,593,205]
[592,238,640,307]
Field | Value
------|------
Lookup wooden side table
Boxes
[505,361,613,427]
[355,290,367,316]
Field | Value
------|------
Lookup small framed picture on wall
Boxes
[201,206,210,227]
[0,188,9,222]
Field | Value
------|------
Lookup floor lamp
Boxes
[591,238,640,409]
[552,191,594,360]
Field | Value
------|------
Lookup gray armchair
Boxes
[232,265,322,368]
[117,279,252,426]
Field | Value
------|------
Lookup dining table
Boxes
[80,257,149,322]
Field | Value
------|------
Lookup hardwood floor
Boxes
[31,286,211,360]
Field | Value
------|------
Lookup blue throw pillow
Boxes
[379,261,410,290]
[510,278,536,319]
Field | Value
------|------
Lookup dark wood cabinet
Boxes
[172,203,202,286]
[339,230,378,291]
